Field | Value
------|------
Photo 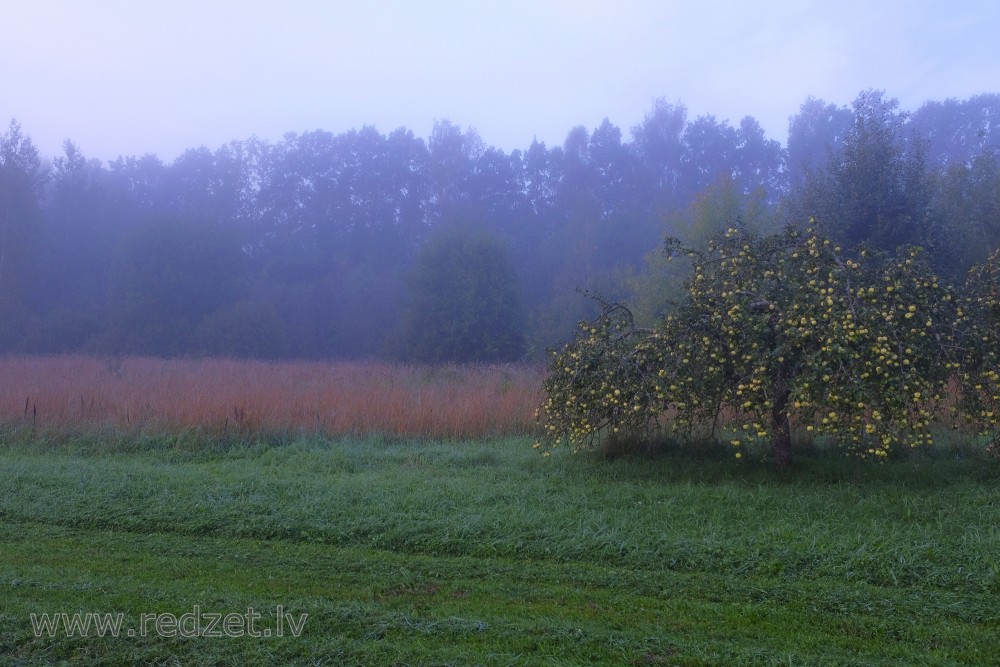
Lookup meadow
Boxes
[0,356,543,439]
[1,356,998,666]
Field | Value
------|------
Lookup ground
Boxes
[2,434,997,666]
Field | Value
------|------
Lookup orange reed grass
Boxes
[1,356,545,439]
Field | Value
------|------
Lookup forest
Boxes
[1,89,998,361]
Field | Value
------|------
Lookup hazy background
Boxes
[2,0,998,363]
[4,0,998,161]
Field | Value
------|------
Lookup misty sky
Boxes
[3,0,998,163]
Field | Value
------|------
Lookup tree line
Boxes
[0,90,998,361]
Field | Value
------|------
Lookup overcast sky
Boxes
[3,0,998,163]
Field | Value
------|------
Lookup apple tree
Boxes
[537,221,971,468]
[956,248,1000,453]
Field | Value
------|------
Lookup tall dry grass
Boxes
[1,356,545,439]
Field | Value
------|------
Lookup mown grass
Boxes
[1,432,998,666]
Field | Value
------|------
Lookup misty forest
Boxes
[2,89,999,363]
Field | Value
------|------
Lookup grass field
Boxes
[2,429,998,666]
[0,356,543,439]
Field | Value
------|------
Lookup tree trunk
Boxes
[771,372,792,471]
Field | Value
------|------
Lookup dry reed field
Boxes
[0,356,545,439]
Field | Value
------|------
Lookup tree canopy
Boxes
[395,226,526,363]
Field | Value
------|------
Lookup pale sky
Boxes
[3,0,998,163]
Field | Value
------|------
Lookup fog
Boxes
[1,3,998,361]
[4,1,998,162]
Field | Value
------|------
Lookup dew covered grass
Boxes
[1,432,997,665]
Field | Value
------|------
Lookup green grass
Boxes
[1,431,998,665]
